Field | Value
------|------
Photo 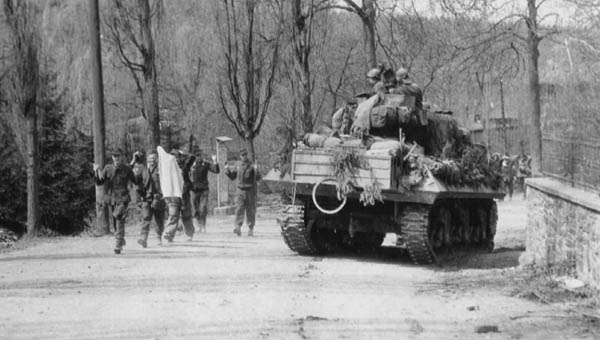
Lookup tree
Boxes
[2,0,40,236]
[88,0,109,234]
[525,0,544,175]
[339,0,377,69]
[437,0,559,174]
[104,0,162,149]
[214,0,284,161]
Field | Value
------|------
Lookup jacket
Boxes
[225,160,261,190]
[190,160,220,192]
[137,164,162,202]
[95,163,136,204]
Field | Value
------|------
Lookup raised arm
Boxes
[209,155,220,174]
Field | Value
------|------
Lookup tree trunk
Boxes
[527,0,543,175]
[89,0,109,234]
[3,0,40,236]
[500,77,509,154]
[292,0,313,134]
[362,0,377,69]
[26,114,39,236]
[139,0,161,149]
[244,137,256,163]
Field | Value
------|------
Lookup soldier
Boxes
[189,148,219,233]
[135,150,165,248]
[225,148,261,236]
[366,68,386,95]
[515,151,532,197]
[393,67,423,110]
[393,67,426,126]
[162,148,196,242]
[93,148,137,254]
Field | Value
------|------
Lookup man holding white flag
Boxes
[157,146,196,242]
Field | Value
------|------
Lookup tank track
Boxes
[277,204,319,255]
[400,205,436,265]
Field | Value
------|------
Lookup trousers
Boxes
[163,192,194,239]
[234,188,256,230]
[139,200,165,240]
[191,189,209,230]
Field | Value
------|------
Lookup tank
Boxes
[265,94,504,265]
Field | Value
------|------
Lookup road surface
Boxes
[0,198,597,339]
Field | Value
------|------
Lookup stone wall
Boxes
[522,178,600,288]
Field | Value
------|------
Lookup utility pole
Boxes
[89,0,109,234]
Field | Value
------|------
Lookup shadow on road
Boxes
[310,245,524,270]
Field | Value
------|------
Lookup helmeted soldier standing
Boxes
[225,148,261,236]
[366,67,385,95]
[135,150,165,248]
[162,149,196,242]
[94,149,137,254]
[189,148,219,233]
[393,67,423,110]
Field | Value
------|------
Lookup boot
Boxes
[162,233,173,243]
[114,239,125,254]
[156,236,163,246]
[233,227,241,236]
[137,238,147,248]
[247,229,254,237]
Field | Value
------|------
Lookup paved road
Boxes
[0,200,596,339]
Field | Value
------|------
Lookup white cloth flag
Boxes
[157,146,183,199]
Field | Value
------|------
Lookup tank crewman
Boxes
[135,150,165,248]
[366,68,386,96]
[94,148,137,254]
[162,148,196,242]
[189,148,219,233]
[225,148,261,237]
[393,67,426,125]
[393,68,423,108]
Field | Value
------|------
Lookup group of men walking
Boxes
[93,146,260,254]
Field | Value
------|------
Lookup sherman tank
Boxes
[264,92,504,265]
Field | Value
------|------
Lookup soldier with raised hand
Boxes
[189,148,220,233]
[225,148,261,237]
[135,150,165,248]
[93,148,137,254]
[162,148,196,242]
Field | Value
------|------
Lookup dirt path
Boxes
[0,198,597,339]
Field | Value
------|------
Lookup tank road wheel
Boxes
[278,204,319,255]
[400,205,436,265]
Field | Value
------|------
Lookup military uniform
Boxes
[225,157,260,236]
[163,153,196,241]
[136,162,165,246]
[189,159,219,232]
[95,163,136,252]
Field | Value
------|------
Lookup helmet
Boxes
[366,68,381,80]
[395,67,409,80]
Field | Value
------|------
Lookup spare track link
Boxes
[278,204,318,255]
[400,205,436,265]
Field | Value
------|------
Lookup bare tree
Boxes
[287,0,332,134]
[104,0,162,148]
[2,0,40,236]
[88,0,109,234]
[328,0,377,69]
[438,0,558,174]
[214,0,284,161]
